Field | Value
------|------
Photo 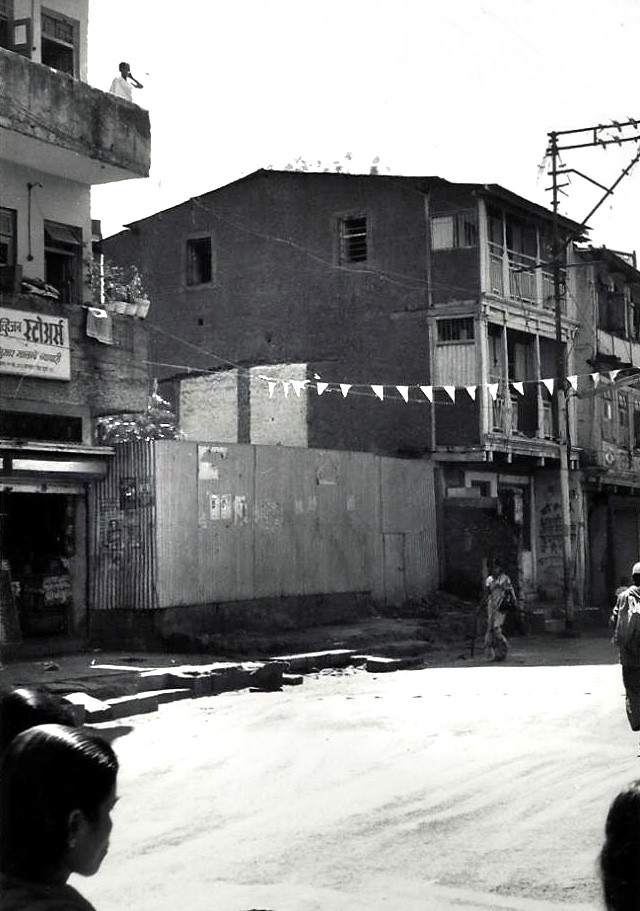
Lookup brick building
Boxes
[0,0,150,642]
[572,247,640,602]
[104,169,636,608]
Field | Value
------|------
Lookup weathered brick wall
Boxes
[179,371,239,442]
[1,293,149,434]
[104,171,433,458]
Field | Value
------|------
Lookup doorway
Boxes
[3,492,79,638]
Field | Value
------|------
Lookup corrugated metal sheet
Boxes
[380,458,439,604]
[436,342,477,386]
[89,442,156,610]
[98,441,439,610]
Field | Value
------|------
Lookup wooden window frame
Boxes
[338,215,368,265]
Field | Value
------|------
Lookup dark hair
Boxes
[600,780,640,911]
[0,724,118,880]
[0,686,76,752]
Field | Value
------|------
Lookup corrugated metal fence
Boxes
[89,442,157,610]
[90,441,438,610]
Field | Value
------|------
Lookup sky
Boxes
[89,0,640,253]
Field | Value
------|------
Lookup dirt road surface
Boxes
[78,650,637,911]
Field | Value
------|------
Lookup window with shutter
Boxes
[338,216,368,264]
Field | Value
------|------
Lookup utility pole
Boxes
[546,119,640,631]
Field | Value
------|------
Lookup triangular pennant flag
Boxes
[291,380,306,397]
[567,375,578,392]
[282,381,290,397]
[443,385,456,402]
[488,383,499,401]
[609,369,621,382]
[512,381,524,396]
[268,381,277,398]
[316,382,329,396]
[340,384,352,398]
[419,385,433,402]
[396,385,409,403]
[591,372,600,387]
[466,385,477,401]
[371,385,384,401]
[542,378,554,396]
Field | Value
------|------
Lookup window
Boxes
[44,221,82,304]
[186,237,212,286]
[338,216,367,264]
[0,207,17,291]
[618,392,629,442]
[41,9,78,75]
[630,284,640,340]
[542,400,553,439]
[437,317,475,343]
[602,389,614,442]
[0,207,16,266]
[0,0,11,49]
[0,410,83,443]
[431,211,477,250]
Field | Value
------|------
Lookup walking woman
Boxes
[600,779,640,911]
[481,560,517,662]
[0,724,118,911]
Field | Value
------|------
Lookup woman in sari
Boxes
[482,560,517,662]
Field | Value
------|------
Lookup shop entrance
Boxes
[2,491,80,638]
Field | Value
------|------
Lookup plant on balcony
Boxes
[95,381,184,444]
[90,257,150,316]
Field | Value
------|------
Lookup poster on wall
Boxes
[0,308,71,381]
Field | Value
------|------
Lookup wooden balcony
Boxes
[488,243,566,312]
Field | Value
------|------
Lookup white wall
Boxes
[179,371,239,443]
[250,364,308,447]
[1,159,91,285]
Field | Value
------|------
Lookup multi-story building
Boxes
[0,0,150,643]
[104,169,602,607]
[573,246,640,603]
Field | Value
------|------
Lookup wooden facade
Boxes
[89,440,439,612]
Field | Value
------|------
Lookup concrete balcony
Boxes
[0,48,150,185]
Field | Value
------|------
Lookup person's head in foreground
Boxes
[0,724,118,885]
[632,562,640,587]
[0,686,77,753]
[600,779,640,911]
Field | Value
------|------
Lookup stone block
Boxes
[362,656,408,673]
[270,649,354,673]
[106,692,160,719]
[282,673,304,686]
[64,691,112,723]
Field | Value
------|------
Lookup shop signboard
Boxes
[0,308,71,381]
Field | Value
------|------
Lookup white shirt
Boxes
[109,75,133,102]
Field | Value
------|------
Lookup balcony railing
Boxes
[488,380,553,441]
[488,243,566,312]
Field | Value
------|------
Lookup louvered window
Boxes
[339,216,368,264]
[41,9,77,75]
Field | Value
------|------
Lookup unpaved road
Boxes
[79,650,637,911]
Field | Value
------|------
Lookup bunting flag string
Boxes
[259,367,634,403]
